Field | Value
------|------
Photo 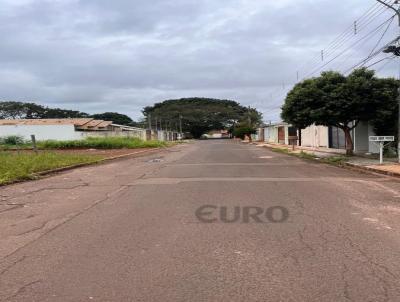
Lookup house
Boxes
[259,120,382,154]
[300,121,381,154]
[262,122,298,145]
[0,119,148,141]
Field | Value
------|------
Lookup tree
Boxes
[0,101,44,119]
[282,68,396,155]
[369,78,399,137]
[142,98,262,138]
[232,124,256,140]
[0,101,89,119]
[91,112,134,126]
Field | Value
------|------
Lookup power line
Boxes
[367,15,395,57]
[297,2,390,75]
[365,54,396,68]
[304,15,396,78]
[343,35,400,73]
[374,55,397,72]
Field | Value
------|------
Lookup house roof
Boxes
[0,118,94,126]
[96,121,113,128]
[77,120,105,129]
[0,119,138,131]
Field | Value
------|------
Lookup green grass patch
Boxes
[0,152,102,185]
[270,147,348,166]
[297,151,318,160]
[271,147,290,154]
[36,137,168,149]
[320,156,348,165]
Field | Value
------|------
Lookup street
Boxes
[1,140,400,301]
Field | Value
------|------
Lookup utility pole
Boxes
[376,0,400,163]
[148,113,152,130]
[179,115,183,134]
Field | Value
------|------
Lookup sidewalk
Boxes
[255,141,400,178]
[345,157,400,177]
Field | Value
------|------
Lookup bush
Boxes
[0,135,25,145]
[232,126,256,139]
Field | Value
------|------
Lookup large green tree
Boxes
[142,98,262,138]
[91,112,134,126]
[0,101,89,119]
[368,78,399,137]
[0,101,140,126]
[281,69,397,155]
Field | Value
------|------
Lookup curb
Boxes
[256,143,346,156]
[344,162,400,178]
[261,143,400,178]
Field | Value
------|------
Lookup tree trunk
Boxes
[343,127,353,156]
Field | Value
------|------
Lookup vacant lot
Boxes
[36,137,168,149]
[0,152,103,185]
[0,136,168,150]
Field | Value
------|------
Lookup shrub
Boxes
[232,126,256,139]
[0,135,25,145]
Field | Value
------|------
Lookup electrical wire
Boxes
[365,54,396,68]
[295,2,387,74]
[304,15,396,78]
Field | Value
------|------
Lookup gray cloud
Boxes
[0,0,398,121]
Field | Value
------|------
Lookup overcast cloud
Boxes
[1,0,399,121]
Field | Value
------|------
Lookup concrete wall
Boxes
[301,125,329,148]
[0,125,148,141]
[0,125,81,141]
[353,121,369,153]
[81,130,146,140]
[353,121,382,154]
[267,127,278,143]
[368,125,380,154]
[264,127,270,142]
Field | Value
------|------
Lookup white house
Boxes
[300,122,381,154]
[262,122,297,145]
[0,119,148,141]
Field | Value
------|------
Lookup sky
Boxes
[1,0,399,122]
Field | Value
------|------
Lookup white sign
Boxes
[369,136,395,142]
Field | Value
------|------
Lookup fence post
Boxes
[31,135,38,154]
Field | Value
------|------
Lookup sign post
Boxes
[369,136,395,165]
[288,136,299,151]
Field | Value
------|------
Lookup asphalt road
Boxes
[2,140,400,301]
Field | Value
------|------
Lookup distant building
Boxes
[0,119,147,141]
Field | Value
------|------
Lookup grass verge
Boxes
[0,152,103,185]
[270,147,348,166]
[36,137,168,149]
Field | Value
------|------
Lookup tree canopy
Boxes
[281,68,398,155]
[91,112,134,126]
[0,101,138,126]
[0,101,89,119]
[142,97,262,138]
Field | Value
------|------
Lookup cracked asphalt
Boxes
[1,140,400,301]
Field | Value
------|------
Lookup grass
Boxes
[36,137,168,149]
[271,147,348,166]
[0,152,103,185]
[271,147,290,154]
